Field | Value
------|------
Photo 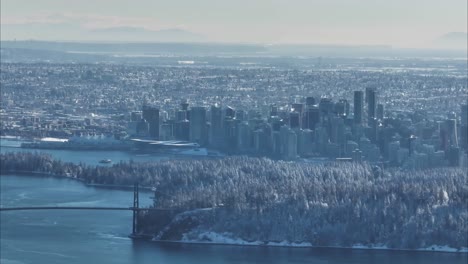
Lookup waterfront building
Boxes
[142,105,159,139]
[210,105,223,147]
[189,106,207,145]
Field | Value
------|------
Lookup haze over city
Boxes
[1,1,467,264]
[1,0,467,49]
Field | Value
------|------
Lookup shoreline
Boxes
[0,170,154,193]
[147,237,468,254]
[2,171,466,255]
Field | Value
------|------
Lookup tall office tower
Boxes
[448,146,460,167]
[460,104,468,150]
[304,106,320,130]
[130,111,142,122]
[353,91,364,124]
[181,101,189,111]
[236,110,246,121]
[270,105,279,117]
[330,116,345,146]
[142,105,159,139]
[223,117,239,150]
[297,129,314,156]
[159,123,174,140]
[289,111,301,129]
[174,119,190,141]
[189,106,207,145]
[280,126,297,160]
[352,149,363,162]
[446,119,458,148]
[286,129,298,160]
[367,88,377,125]
[225,106,236,119]
[210,105,223,141]
[335,99,349,117]
[270,116,283,132]
[306,96,316,106]
[440,119,458,151]
[462,104,468,125]
[176,110,187,121]
[291,103,304,114]
[270,131,281,156]
[365,87,373,103]
[377,104,384,120]
[319,98,334,118]
[237,121,251,151]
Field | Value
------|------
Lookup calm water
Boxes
[1,139,467,263]
[1,175,467,264]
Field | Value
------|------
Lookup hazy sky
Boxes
[1,0,467,47]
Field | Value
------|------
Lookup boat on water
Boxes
[99,159,112,164]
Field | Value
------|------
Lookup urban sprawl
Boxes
[1,62,467,169]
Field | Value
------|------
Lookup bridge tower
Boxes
[132,182,139,235]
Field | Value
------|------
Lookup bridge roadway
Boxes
[0,206,169,211]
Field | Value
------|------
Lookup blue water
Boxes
[1,139,467,263]
[1,175,467,264]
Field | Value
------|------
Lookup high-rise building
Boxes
[223,117,239,150]
[298,129,314,156]
[175,110,187,121]
[353,91,363,124]
[377,104,384,120]
[237,121,251,151]
[448,119,458,148]
[142,105,159,139]
[462,104,468,126]
[304,106,320,130]
[159,123,174,140]
[289,111,301,129]
[460,104,468,151]
[366,88,376,125]
[306,96,316,106]
[291,103,304,114]
[189,106,207,144]
[319,98,334,118]
[270,105,279,117]
[330,116,346,146]
[181,101,189,111]
[280,127,297,160]
[210,105,223,146]
[130,111,142,122]
[335,99,349,117]
[174,119,190,141]
[225,106,236,119]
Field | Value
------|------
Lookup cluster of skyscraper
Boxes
[127,90,468,168]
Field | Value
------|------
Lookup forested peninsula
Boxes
[1,152,467,251]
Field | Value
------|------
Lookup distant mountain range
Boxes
[433,32,467,50]
[1,38,466,59]
[89,27,206,42]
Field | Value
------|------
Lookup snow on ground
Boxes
[418,245,468,253]
[173,231,468,253]
[352,244,388,250]
[267,241,313,247]
[181,232,262,246]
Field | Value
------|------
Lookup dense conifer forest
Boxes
[1,152,467,250]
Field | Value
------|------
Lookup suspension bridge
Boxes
[0,183,166,237]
